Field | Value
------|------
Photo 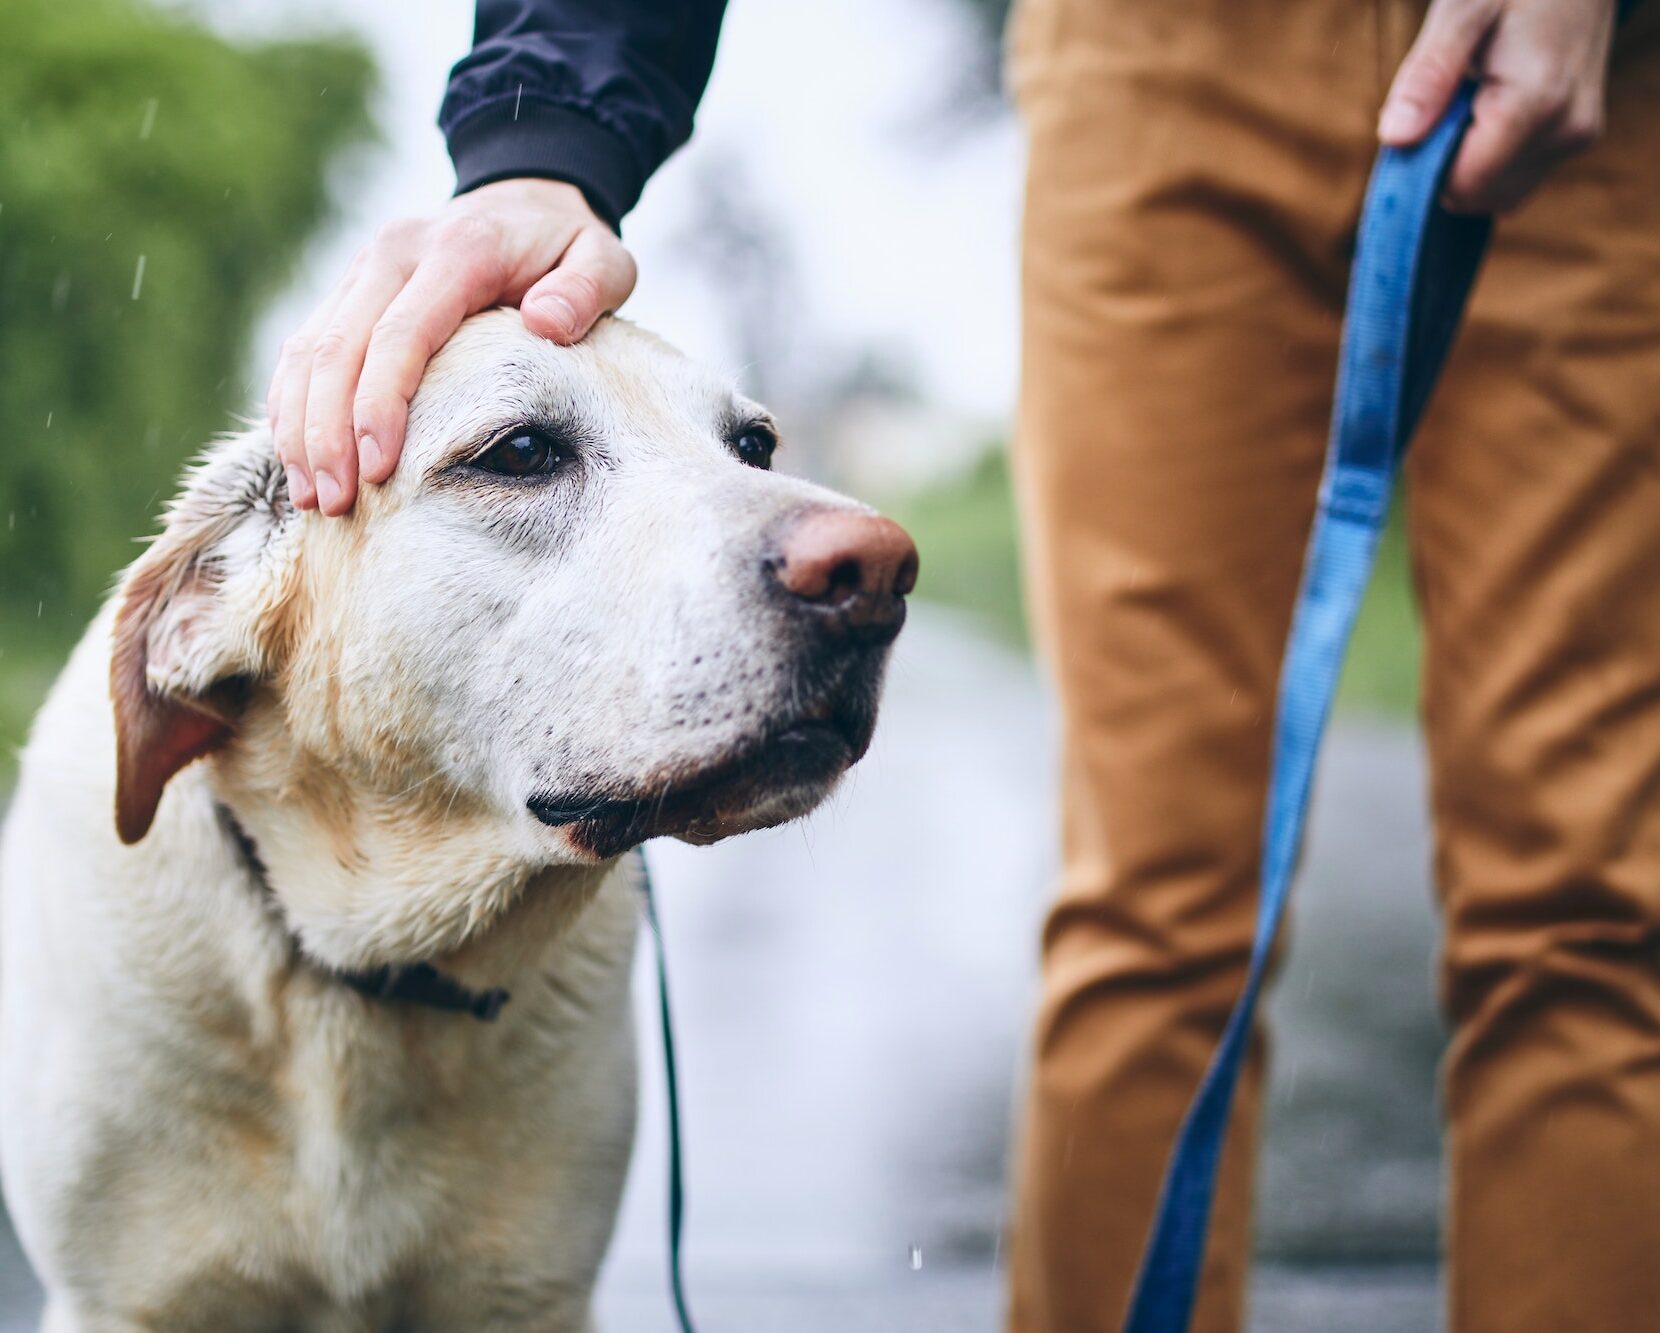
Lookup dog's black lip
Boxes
[526,710,866,854]
[525,796,623,828]
[527,719,854,827]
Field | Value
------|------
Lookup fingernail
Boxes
[1378,101,1418,141]
[285,464,314,508]
[313,469,342,514]
[530,293,578,336]
[359,433,383,479]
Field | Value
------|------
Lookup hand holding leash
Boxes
[1380,0,1619,214]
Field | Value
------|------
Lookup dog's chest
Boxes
[277,1001,475,1283]
[88,965,636,1332]
[217,871,639,1291]
[138,994,499,1285]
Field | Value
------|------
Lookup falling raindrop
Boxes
[514,83,523,121]
[131,255,146,301]
[45,412,52,430]
[139,98,159,141]
[52,271,71,312]
[908,1243,923,1271]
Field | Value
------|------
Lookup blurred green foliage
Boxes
[1338,501,1422,717]
[891,448,1422,718]
[0,0,375,769]
[890,448,1028,647]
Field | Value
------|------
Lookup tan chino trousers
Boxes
[1005,2,1660,1331]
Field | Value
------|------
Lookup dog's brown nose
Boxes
[768,509,919,642]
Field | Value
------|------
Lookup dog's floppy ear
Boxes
[111,440,295,844]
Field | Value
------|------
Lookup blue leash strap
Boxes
[639,853,700,1333]
[1122,85,1491,1333]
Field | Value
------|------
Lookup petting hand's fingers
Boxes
[267,242,371,434]
[265,261,356,434]
[273,348,316,510]
[520,226,638,344]
[273,310,338,511]
[264,355,286,433]
[271,278,354,510]
[301,249,416,514]
[1380,0,1499,144]
[353,223,508,466]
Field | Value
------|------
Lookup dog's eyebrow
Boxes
[722,404,781,444]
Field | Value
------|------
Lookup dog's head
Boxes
[111,312,915,872]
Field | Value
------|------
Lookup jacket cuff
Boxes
[447,99,645,232]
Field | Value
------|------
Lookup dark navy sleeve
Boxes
[440,0,729,230]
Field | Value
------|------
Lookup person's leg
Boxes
[1406,13,1660,1333]
[1003,3,1389,1328]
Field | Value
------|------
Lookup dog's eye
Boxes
[472,430,568,479]
[732,425,777,471]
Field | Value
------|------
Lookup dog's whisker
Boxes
[440,775,466,824]
[389,771,442,800]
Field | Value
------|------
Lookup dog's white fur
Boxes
[0,312,897,1331]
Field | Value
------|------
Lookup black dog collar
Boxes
[216,804,511,1022]
[334,961,509,1022]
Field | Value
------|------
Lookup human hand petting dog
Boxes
[1379,0,1618,214]
[268,177,635,516]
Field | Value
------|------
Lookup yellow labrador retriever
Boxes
[0,310,916,1332]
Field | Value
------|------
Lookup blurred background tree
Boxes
[0,0,374,770]
[922,0,1013,128]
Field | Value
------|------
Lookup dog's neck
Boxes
[216,804,513,1020]
[210,699,614,988]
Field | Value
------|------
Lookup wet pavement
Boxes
[0,609,1446,1330]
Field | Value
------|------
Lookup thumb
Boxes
[1379,0,1497,144]
[521,227,638,345]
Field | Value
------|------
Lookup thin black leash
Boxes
[638,852,699,1333]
